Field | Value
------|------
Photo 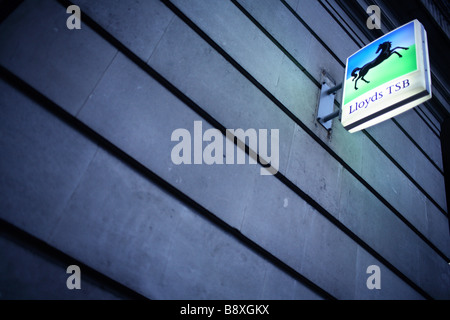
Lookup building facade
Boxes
[0,0,449,300]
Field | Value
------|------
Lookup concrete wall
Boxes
[0,0,448,299]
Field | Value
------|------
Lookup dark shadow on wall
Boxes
[0,0,23,24]
[441,118,450,234]
[0,219,148,300]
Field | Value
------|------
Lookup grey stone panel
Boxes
[169,0,321,127]
[239,173,313,273]
[361,140,428,232]
[293,0,360,63]
[0,232,123,300]
[286,125,343,218]
[425,201,450,262]
[0,0,117,115]
[354,247,424,300]
[49,148,222,299]
[261,262,323,300]
[283,0,300,12]
[338,166,450,299]
[299,209,359,299]
[0,79,98,241]
[359,131,449,256]
[78,52,259,231]
[366,117,446,211]
[417,237,450,299]
[0,77,321,300]
[147,18,296,174]
[319,0,371,46]
[239,172,358,299]
[395,110,443,170]
[74,0,175,62]
[289,121,450,297]
[49,147,322,299]
[237,0,344,94]
[417,106,441,133]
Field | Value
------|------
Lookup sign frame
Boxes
[341,20,432,133]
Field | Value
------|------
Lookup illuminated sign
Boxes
[341,20,431,133]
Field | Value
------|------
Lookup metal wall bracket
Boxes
[317,82,342,131]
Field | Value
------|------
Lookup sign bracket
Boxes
[317,82,342,131]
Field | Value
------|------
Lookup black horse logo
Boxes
[351,41,409,90]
